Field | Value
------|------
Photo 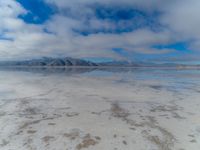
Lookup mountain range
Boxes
[0,57,97,67]
[0,57,200,68]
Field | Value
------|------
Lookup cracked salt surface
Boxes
[0,68,200,150]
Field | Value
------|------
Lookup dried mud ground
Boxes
[0,69,200,150]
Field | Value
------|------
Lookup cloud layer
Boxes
[0,0,200,62]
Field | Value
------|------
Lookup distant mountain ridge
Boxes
[0,57,98,67]
[0,57,200,68]
[0,57,141,67]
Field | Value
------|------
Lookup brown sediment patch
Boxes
[66,112,79,117]
[150,104,185,120]
[172,112,186,119]
[48,123,56,125]
[148,135,163,147]
[20,99,29,105]
[23,107,39,115]
[19,120,41,130]
[148,116,175,149]
[76,134,99,150]
[141,117,176,150]
[91,112,101,115]
[150,105,178,112]
[95,136,101,140]
[16,130,23,135]
[190,139,197,143]
[111,103,129,118]
[63,129,80,140]
[142,129,175,150]
[110,102,175,150]
[122,140,127,145]
[41,136,56,147]
[63,129,101,149]
[23,138,34,149]
[147,116,158,124]
[110,102,143,127]
[42,136,55,143]
[188,134,195,138]
[27,130,37,134]
[91,110,107,116]
[129,127,136,131]
[159,114,169,117]
[16,116,60,135]
[58,107,71,110]
[19,117,57,130]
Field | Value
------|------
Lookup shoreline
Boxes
[1,65,200,70]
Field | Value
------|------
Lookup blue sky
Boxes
[0,0,200,63]
[17,0,55,24]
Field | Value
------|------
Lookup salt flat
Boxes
[0,68,200,150]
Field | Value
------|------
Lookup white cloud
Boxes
[162,0,200,36]
[161,0,200,51]
[0,0,200,61]
[45,0,169,10]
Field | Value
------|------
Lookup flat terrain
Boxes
[0,68,200,150]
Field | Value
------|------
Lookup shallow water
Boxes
[0,68,200,150]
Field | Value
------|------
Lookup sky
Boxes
[0,0,200,63]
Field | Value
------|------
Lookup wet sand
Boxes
[0,68,200,150]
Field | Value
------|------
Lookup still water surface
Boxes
[0,68,200,150]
